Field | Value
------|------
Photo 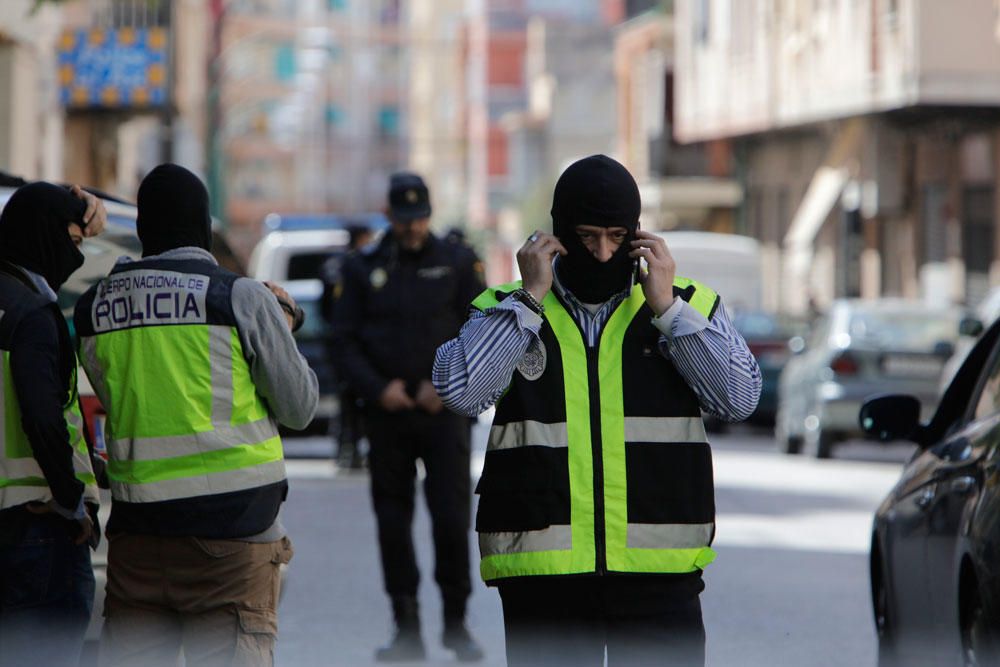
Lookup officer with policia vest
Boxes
[74,164,317,667]
[433,155,762,666]
[0,181,107,667]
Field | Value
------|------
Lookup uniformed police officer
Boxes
[331,172,485,662]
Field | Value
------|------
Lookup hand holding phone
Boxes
[629,230,677,317]
[518,230,568,302]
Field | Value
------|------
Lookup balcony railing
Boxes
[86,0,170,28]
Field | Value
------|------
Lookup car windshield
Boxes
[846,310,957,350]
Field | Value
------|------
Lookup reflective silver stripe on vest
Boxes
[209,326,233,426]
[487,421,568,451]
[479,525,573,556]
[0,450,99,507]
[65,410,101,504]
[66,406,85,439]
[626,523,714,550]
[0,485,51,509]
[0,457,51,479]
[0,360,98,508]
[110,458,287,503]
[623,416,707,444]
[107,417,279,462]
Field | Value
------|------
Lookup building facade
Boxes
[675,0,1000,314]
[57,0,209,200]
[216,0,407,257]
[614,8,740,233]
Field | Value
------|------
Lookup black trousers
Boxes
[498,575,706,667]
[366,408,473,618]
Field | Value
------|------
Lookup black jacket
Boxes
[331,232,484,404]
[0,263,94,543]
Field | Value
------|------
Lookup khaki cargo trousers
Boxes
[99,533,293,667]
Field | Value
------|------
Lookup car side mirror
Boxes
[788,336,806,355]
[959,316,984,338]
[859,394,921,442]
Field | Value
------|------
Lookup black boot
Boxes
[375,597,426,662]
[442,618,484,663]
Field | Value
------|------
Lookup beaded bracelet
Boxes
[510,288,545,315]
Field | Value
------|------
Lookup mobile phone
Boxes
[632,221,642,285]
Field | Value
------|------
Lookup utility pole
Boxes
[207,0,226,221]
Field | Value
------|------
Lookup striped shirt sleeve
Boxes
[655,299,762,422]
[433,299,542,417]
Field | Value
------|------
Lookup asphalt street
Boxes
[274,423,914,667]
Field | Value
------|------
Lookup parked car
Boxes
[248,212,387,434]
[731,311,810,425]
[249,212,387,283]
[776,299,961,458]
[860,313,1000,667]
[283,278,338,434]
[655,231,763,314]
[939,285,1000,393]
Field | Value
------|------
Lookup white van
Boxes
[654,231,763,314]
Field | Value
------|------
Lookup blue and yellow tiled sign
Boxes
[58,27,168,108]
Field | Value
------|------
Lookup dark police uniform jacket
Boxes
[331,232,484,405]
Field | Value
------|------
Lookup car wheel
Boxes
[805,429,836,459]
[962,583,997,667]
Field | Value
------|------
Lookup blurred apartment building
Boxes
[407,0,467,233]
[0,0,228,226]
[58,0,208,198]
[614,4,741,232]
[0,0,208,190]
[0,0,408,259]
[2,0,701,276]
[217,0,406,256]
[0,0,65,182]
[459,0,631,280]
[675,0,1000,315]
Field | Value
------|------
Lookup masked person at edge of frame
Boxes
[0,181,107,667]
[432,154,762,667]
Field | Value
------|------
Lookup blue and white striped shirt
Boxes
[433,268,761,421]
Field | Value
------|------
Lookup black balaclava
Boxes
[136,163,212,257]
[551,154,641,303]
[0,182,87,291]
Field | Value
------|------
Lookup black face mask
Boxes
[549,154,641,304]
[555,227,636,304]
[136,163,213,257]
[0,182,86,291]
